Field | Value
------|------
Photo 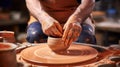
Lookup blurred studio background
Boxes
[0,0,120,46]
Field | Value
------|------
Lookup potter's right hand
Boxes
[41,17,63,37]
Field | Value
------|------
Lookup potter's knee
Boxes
[76,31,96,44]
[26,22,43,43]
[76,24,96,44]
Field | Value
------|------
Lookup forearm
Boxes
[71,0,95,23]
[25,0,52,23]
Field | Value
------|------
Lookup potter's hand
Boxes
[61,0,95,46]
[62,16,82,46]
[41,17,63,37]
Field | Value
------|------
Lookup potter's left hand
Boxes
[62,16,82,46]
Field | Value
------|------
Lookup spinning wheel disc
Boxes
[20,43,98,64]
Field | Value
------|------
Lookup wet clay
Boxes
[20,43,98,64]
[0,44,11,49]
[47,37,69,52]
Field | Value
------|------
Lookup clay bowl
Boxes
[0,42,17,67]
[0,31,16,43]
[47,37,69,52]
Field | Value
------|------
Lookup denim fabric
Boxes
[26,22,47,43]
[76,0,100,4]
[76,24,96,44]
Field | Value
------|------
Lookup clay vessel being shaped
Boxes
[47,37,69,52]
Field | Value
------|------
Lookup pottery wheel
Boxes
[20,43,98,64]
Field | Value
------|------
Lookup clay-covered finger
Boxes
[62,23,72,41]
[72,29,80,40]
[64,36,72,47]
[67,36,74,46]
[64,29,73,46]
[62,28,69,41]
[51,28,62,37]
[46,31,52,36]
[55,22,63,34]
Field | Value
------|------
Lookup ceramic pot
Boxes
[47,37,69,52]
[0,37,3,42]
[0,42,17,67]
[0,31,16,43]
